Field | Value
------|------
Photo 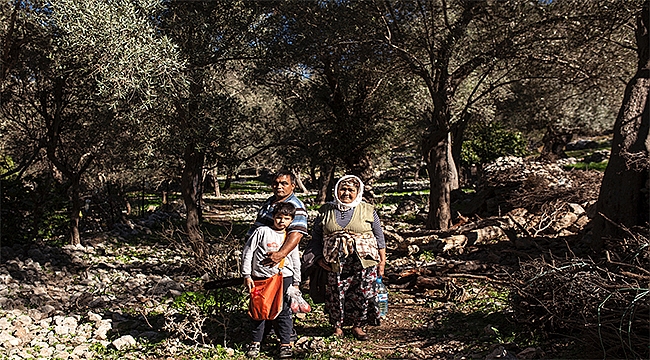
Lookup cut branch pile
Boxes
[509,226,649,359]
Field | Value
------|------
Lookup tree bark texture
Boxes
[211,168,221,197]
[316,163,336,204]
[68,178,81,246]
[592,5,650,250]
[426,130,453,230]
[181,143,206,256]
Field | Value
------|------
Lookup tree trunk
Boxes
[224,169,233,190]
[447,132,459,191]
[292,167,308,193]
[181,143,206,256]
[451,118,469,187]
[212,167,221,197]
[592,5,650,250]
[69,177,81,246]
[316,163,336,204]
[426,131,453,230]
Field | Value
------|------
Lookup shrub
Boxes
[461,122,528,166]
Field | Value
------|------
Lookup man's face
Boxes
[271,175,295,200]
[272,214,293,231]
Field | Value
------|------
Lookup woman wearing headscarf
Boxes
[305,175,386,340]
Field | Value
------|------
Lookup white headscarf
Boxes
[334,175,364,211]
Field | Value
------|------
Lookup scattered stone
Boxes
[112,335,136,351]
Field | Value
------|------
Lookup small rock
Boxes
[87,312,102,322]
[40,345,54,358]
[0,331,20,347]
[295,337,309,347]
[112,335,136,351]
[54,351,70,359]
[411,347,425,358]
[71,343,89,357]
[94,320,112,340]
[485,345,518,360]
[168,289,182,297]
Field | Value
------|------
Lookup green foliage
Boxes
[563,161,608,172]
[173,288,247,316]
[461,123,528,166]
[418,250,436,262]
[0,155,16,177]
[173,291,217,315]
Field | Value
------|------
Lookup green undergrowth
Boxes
[563,161,608,171]
[421,281,543,356]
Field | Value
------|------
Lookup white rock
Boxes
[71,343,89,357]
[40,345,54,358]
[0,331,20,347]
[54,351,70,359]
[87,312,102,322]
[94,320,112,340]
[111,335,136,351]
[15,315,32,327]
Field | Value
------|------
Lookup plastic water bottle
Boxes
[376,277,388,317]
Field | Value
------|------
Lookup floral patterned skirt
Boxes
[325,253,380,328]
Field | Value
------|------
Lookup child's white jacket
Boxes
[241,226,301,284]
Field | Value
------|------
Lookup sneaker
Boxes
[246,342,260,358]
[278,345,293,359]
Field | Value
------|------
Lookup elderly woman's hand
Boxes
[317,258,333,272]
[377,261,385,278]
[378,248,387,278]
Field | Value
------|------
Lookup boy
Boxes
[242,202,300,359]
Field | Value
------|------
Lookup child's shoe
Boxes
[246,342,260,358]
[278,345,293,358]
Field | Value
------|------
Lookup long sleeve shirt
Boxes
[242,226,301,285]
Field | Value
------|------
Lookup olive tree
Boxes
[374,0,643,230]
[592,3,649,249]
[0,0,185,244]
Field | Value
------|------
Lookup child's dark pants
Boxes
[250,276,293,345]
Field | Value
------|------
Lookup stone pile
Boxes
[0,240,189,359]
[482,156,575,188]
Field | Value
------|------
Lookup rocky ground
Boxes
[0,153,612,360]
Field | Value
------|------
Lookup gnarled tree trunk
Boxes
[592,4,650,250]
[316,163,336,204]
[181,142,206,257]
[426,129,453,230]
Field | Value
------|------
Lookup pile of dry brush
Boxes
[511,224,649,359]
[469,158,648,358]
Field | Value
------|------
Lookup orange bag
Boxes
[248,258,286,321]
